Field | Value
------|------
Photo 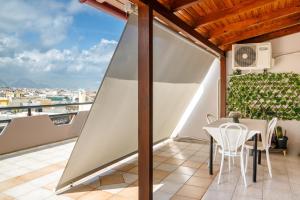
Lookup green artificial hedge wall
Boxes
[227,72,300,120]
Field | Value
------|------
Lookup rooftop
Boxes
[0,139,299,200]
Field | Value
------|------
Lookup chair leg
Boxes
[266,149,272,178]
[240,153,247,187]
[218,153,225,184]
[214,144,218,161]
[245,148,249,174]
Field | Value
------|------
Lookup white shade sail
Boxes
[56,14,215,191]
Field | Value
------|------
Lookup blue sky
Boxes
[0,0,125,90]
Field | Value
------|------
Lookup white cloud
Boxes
[0,34,22,55]
[0,0,75,47]
[67,0,89,14]
[0,39,118,76]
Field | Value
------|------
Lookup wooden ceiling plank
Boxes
[223,24,300,51]
[132,0,224,56]
[195,0,275,28]
[210,4,300,38]
[220,14,300,46]
[242,24,300,43]
[172,0,205,11]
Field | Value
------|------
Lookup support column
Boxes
[220,56,227,118]
[138,1,153,200]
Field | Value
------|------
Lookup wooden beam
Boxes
[194,0,274,28]
[172,0,204,11]
[220,14,300,46]
[145,0,224,56]
[129,0,224,56]
[80,0,127,20]
[242,24,300,43]
[223,24,300,51]
[138,1,153,200]
[209,4,300,38]
[220,56,226,118]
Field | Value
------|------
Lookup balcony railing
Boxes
[0,102,93,155]
[0,102,93,125]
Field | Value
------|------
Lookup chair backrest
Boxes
[218,123,248,155]
[206,114,217,124]
[266,118,278,148]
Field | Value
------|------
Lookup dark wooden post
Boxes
[27,108,32,116]
[138,1,153,200]
[220,56,227,118]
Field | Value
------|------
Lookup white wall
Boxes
[176,59,220,140]
[226,32,300,155]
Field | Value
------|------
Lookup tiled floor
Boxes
[0,139,299,200]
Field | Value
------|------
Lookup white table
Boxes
[203,118,268,182]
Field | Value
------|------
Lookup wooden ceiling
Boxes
[86,0,300,55]
[153,0,300,51]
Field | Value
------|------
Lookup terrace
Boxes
[0,139,299,200]
[0,0,300,200]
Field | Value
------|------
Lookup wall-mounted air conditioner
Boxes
[232,43,272,70]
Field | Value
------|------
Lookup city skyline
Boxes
[0,0,125,90]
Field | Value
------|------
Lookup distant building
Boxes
[0,98,9,106]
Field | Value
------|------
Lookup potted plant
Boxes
[229,111,241,123]
[275,126,288,149]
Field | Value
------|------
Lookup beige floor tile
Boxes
[99,183,128,194]
[3,182,36,198]
[122,173,138,184]
[263,188,293,200]
[0,193,15,200]
[0,178,24,192]
[127,167,138,174]
[16,164,61,182]
[185,176,212,188]
[173,153,191,160]
[164,158,185,165]
[174,166,197,176]
[176,185,206,199]
[158,181,183,194]
[62,185,94,199]
[233,184,262,199]
[156,164,178,172]
[153,169,170,181]
[77,190,112,200]
[193,169,215,179]
[171,194,198,200]
[17,188,53,200]
[107,194,129,200]
[202,190,233,200]
[153,191,173,200]
[164,173,191,184]
[263,179,291,191]
[117,186,138,200]
[45,194,73,200]
[158,152,177,157]
[43,181,58,190]
[100,174,125,186]
[181,160,203,169]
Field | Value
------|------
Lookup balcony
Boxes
[0,138,299,200]
[0,103,92,155]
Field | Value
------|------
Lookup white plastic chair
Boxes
[217,123,249,187]
[206,114,219,161]
[244,118,277,178]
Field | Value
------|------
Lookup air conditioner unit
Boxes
[232,43,272,70]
